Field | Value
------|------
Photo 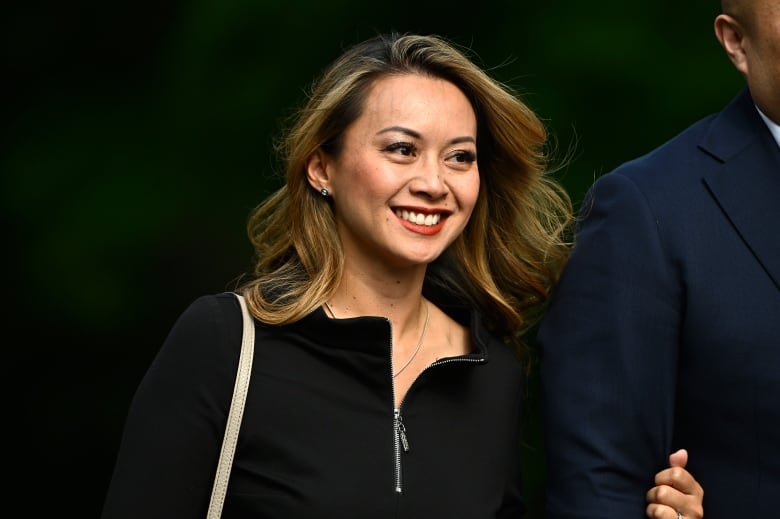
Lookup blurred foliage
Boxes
[4,0,742,515]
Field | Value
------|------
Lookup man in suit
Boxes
[537,1,780,518]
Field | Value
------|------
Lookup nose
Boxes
[410,160,449,199]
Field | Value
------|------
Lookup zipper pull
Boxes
[397,414,410,452]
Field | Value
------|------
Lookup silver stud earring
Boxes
[320,188,330,197]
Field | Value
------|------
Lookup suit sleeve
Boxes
[101,293,243,519]
[537,171,681,518]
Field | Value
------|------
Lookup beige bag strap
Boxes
[206,293,255,518]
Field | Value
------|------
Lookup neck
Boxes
[328,265,427,325]
[326,293,427,327]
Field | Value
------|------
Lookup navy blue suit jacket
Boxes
[538,87,780,518]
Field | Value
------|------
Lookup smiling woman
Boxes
[305,73,481,402]
[100,32,702,519]
[305,74,480,278]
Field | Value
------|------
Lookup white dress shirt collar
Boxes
[755,105,780,149]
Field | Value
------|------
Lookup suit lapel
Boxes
[700,89,780,291]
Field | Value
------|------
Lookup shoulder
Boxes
[610,116,715,181]
[127,292,247,418]
[155,292,244,370]
[603,91,756,187]
[171,292,244,336]
[175,291,242,325]
[584,109,726,213]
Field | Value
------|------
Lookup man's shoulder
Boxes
[609,89,755,181]
[616,114,717,176]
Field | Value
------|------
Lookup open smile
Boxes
[393,208,448,227]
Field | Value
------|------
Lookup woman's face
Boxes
[317,73,480,271]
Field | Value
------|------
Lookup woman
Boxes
[101,33,703,518]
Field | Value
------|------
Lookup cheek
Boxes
[772,38,780,74]
[333,155,380,193]
[460,176,481,214]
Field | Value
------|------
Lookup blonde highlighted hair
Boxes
[238,33,573,356]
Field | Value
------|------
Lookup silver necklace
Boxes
[393,300,429,378]
[323,300,430,378]
[323,301,336,318]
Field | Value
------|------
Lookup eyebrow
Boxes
[376,126,476,145]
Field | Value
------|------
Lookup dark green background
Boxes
[6,1,741,515]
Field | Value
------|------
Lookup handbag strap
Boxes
[206,293,255,518]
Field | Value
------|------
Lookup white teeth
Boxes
[395,209,442,226]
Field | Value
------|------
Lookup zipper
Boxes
[391,353,485,494]
[428,356,484,370]
[393,407,404,493]
[389,319,403,494]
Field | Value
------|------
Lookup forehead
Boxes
[357,74,476,128]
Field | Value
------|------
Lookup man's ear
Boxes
[714,14,749,77]
[305,148,332,194]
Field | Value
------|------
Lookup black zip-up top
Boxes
[102,292,526,518]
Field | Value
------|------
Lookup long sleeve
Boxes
[537,172,680,518]
[101,294,242,519]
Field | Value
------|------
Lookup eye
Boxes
[446,149,477,170]
[384,141,417,156]
[451,150,477,163]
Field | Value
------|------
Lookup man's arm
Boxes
[538,171,681,518]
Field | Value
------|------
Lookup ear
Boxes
[714,14,749,77]
[305,148,332,194]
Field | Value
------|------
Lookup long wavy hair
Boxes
[238,33,573,357]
